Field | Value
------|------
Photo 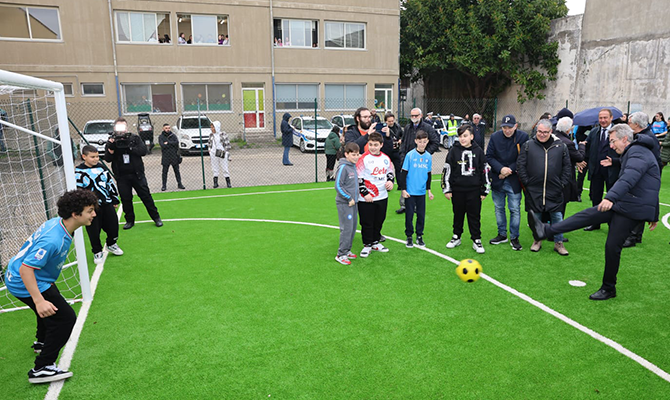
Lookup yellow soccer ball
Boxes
[456,259,482,283]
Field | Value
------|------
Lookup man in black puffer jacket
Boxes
[529,124,661,301]
[518,119,572,255]
[281,113,294,166]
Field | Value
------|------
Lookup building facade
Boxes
[0,0,400,137]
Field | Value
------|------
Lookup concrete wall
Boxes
[496,0,670,131]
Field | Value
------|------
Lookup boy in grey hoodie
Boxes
[335,142,361,265]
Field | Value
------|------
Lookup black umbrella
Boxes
[573,106,623,126]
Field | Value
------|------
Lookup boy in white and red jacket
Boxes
[356,132,395,258]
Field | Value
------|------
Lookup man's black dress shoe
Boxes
[622,238,636,248]
[123,222,134,230]
[583,225,600,231]
[589,289,616,301]
[528,211,547,240]
[154,218,163,227]
[395,207,405,214]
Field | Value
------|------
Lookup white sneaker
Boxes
[107,244,124,256]
[335,255,351,265]
[93,252,104,264]
[371,243,389,252]
[346,252,358,259]
[446,235,461,249]
[360,246,372,258]
[473,239,486,254]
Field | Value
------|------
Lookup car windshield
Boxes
[182,118,212,129]
[138,117,151,125]
[343,116,355,126]
[303,119,332,130]
[84,122,113,135]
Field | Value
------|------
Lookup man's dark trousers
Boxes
[404,195,425,238]
[117,173,160,223]
[358,198,388,246]
[545,206,640,290]
[587,169,613,229]
[18,284,76,369]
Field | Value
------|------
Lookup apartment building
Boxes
[0,0,400,135]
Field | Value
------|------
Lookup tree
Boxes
[400,0,568,102]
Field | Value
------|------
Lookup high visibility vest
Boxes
[447,119,458,136]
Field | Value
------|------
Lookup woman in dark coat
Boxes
[281,112,293,165]
[158,124,184,191]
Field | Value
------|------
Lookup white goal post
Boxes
[0,69,91,312]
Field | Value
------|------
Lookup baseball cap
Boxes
[501,115,516,127]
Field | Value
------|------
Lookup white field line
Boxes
[133,187,333,204]
[49,188,670,399]
[45,207,123,400]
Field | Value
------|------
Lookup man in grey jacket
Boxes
[334,142,361,265]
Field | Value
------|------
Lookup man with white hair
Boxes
[529,123,661,300]
[621,111,663,247]
[396,108,439,213]
[470,113,486,149]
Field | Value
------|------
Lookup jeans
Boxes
[447,135,456,148]
[491,180,521,239]
[404,195,426,237]
[549,211,564,242]
[283,146,291,164]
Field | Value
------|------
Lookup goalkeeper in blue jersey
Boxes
[4,189,98,384]
[76,145,123,264]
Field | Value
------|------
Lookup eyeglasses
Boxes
[360,115,372,119]
[410,114,420,117]
[536,130,551,135]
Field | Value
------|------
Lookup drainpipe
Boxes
[270,0,277,138]
[108,0,122,116]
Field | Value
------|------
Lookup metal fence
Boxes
[2,96,667,196]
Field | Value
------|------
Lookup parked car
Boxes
[136,113,155,154]
[172,115,213,155]
[291,116,333,152]
[434,115,463,148]
[330,114,355,131]
[81,120,114,154]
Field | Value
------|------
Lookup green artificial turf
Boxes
[2,172,670,399]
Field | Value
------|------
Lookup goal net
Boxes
[0,69,91,314]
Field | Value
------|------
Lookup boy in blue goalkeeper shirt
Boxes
[398,130,434,248]
[76,145,123,264]
[4,189,98,384]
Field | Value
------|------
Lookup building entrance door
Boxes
[242,87,264,129]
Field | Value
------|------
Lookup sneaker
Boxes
[335,255,351,265]
[379,235,386,242]
[530,240,542,252]
[446,235,461,249]
[473,239,485,254]
[28,364,73,384]
[395,207,406,214]
[107,244,124,256]
[510,238,522,251]
[406,237,414,248]
[554,242,569,256]
[93,252,104,264]
[360,246,372,258]
[31,341,44,354]
[346,252,358,259]
[489,234,508,245]
[371,243,389,252]
[415,236,426,248]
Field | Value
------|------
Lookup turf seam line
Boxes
[134,217,670,384]
[44,207,122,400]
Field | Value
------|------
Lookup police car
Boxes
[433,115,463,148]
[290,116,333,152]
[330,114,355,130]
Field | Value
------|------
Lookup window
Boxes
[0,5,61,40]
[122,84,175,113]
[325,84,365,110]
[273,19,317,48]
[81,83,105,96]
[46,83,74,97]
[115,11,170,43]
[177,14,228,45]
[276,84,318,110]
[374,84,393,111]
[325,22,365,49]
[182,84,232,112]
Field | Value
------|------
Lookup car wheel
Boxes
[299,139,306,153]
[442,136,449,149]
